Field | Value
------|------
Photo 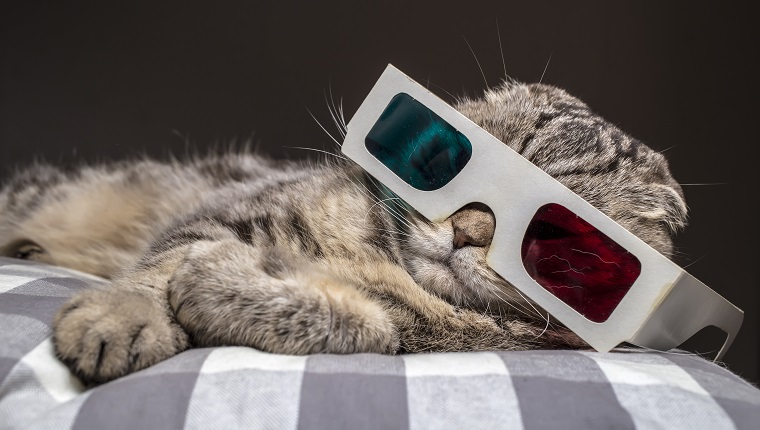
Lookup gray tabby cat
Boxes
[0,81,687,385]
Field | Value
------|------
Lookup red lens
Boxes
[521,204,642,323]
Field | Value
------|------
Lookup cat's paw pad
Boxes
[52,289,188,385]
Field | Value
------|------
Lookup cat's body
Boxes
[0,81,687,385]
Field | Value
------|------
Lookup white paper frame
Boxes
[341,64,743,360]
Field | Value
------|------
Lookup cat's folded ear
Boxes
[630,181,688,259]
[652,155,688,236]
[658,183,689,235]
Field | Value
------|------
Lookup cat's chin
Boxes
[402,244,500,308]
[404,254,474,306]
[402,240,535,318]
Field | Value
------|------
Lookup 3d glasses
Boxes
[341,65,743,360]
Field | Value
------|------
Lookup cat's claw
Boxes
[52,289,188,385]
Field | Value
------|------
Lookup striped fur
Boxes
[0,82,686,384]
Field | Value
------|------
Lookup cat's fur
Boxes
[0,81,688,385]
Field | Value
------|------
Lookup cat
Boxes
[0,80,688,385]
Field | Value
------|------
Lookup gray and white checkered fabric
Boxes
[1,257,758,429]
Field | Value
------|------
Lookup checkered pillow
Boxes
[1,257,758,429]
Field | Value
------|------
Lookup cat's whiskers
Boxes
[493,286,552,332]
[363,197,408,225]
[539,53,553,84]
[376,199,417,232]
[495,18,508,83]
[427,82,458,101]
[329,85,348,134]
[369,226,413,240]
[325,87,347,140]
[515,289,553,330]
[657,144,678,154]
[482,296,497,319]
[306,108,342,148]
[490,290,545,325]
[284,146,346,161]
[538,312,551,339]
[487,286,538,318]
[354,174,419,233]
[337,97,347,134]
[370,227,413,240]
[350,176,418,232]
[464,36,489,88]
[682,255,706,269]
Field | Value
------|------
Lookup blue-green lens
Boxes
[365,93,472,191]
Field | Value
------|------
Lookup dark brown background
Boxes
[2,1,757,382]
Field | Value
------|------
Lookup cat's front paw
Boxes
[52,289,189,385]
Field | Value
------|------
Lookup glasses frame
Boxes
[341,64,743,361]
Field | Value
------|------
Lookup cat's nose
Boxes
[450,204,495,249]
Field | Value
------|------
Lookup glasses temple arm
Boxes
[628,271,743,362]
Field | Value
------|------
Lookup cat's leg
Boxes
[328,259,585,353]
[390,303,584,353]
[166,239,399,355]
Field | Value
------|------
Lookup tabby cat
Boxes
[0,80,687,385]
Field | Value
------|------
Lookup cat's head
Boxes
[399,82,688,314]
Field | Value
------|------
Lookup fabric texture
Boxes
[0,257,758,430]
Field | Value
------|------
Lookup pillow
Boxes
[1,257,758,429]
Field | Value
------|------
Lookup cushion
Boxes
[1,257,758,429]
